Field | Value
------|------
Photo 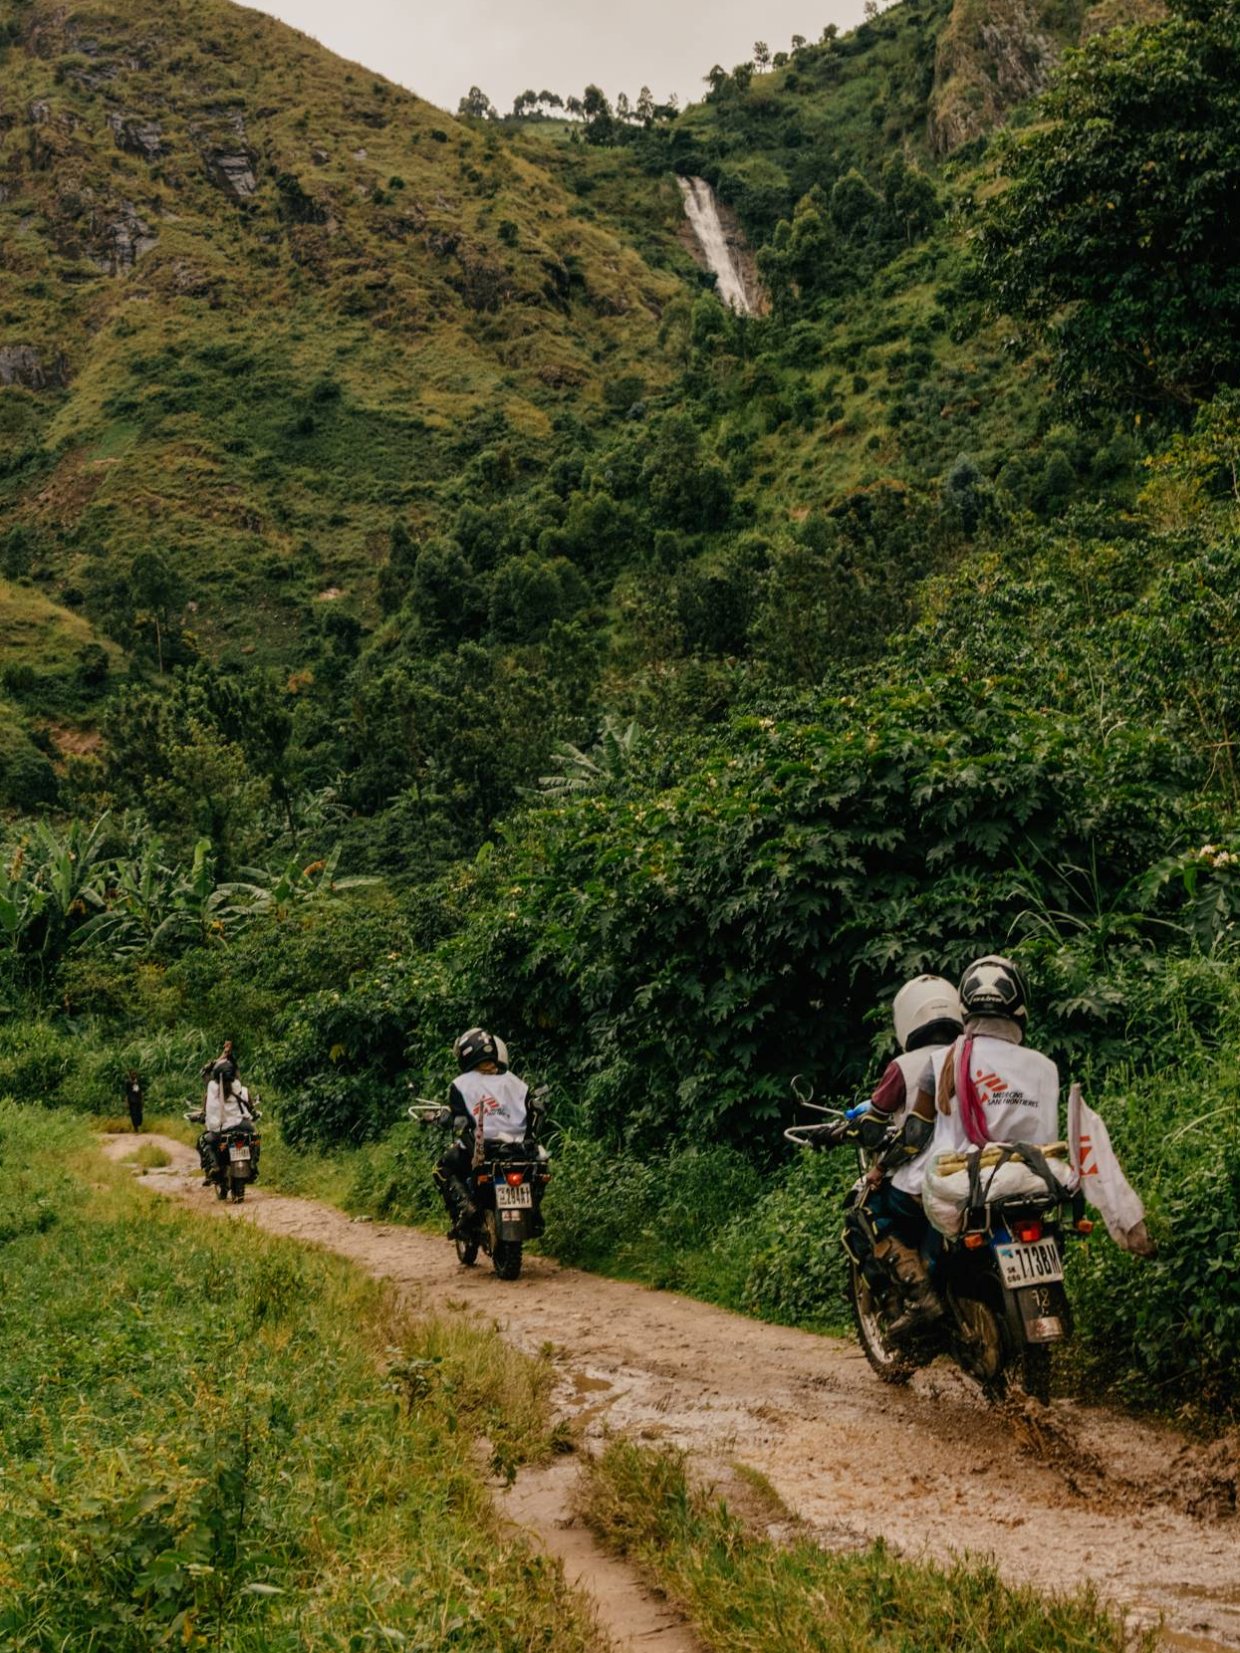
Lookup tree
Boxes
[732,62,754,94]
[881,153,941,244]
[616,91,632,123]
[974,0,1240,410]
[791,33,807,51]
[636,86,655,124]
[753,40,771,69]
[705,65,729,96]
[456,86,495,120]
[830,168,883,239]
[511,88,538,118]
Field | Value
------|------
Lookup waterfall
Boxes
[677,176,753,315]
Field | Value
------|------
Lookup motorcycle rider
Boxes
[877,954,1059,1330]
[433,1028,529,1236]
[857,975,963,1336]
[199,1057,257,1186]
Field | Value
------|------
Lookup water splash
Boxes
[677,176,753,315]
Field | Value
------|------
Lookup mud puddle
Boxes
[104,1134,1240,1650]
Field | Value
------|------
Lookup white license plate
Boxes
[230,1144,251,1162]
[495,1183,532,1209]
[994,1238,1063,1288]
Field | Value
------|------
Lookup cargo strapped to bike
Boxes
[965,1141,1063,1222]
[924,1141,1077,1236]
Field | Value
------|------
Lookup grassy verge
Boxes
[580,1441,1152,1653]
[0,1103,603,1652]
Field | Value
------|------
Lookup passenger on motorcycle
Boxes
[200,1059,258,1185]
[433,1028,530,1237]
[856,975,963,1336]
[879,955,1059,1326]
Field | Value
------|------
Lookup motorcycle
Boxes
[410,1084,552,1281]
[184,1104,262,1205]
[786,1079,1089,1403]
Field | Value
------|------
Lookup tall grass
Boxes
[0,1103,602,1651]
[582,1441,1151,1653]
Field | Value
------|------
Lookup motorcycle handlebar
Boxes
[784,1119,852,1150]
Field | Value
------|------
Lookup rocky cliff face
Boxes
[926,0,1164,155]
[927,0,1068,155]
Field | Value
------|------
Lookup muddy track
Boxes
[105,1135,1240,1651]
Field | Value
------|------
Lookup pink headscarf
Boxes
[955,1035,991,1147]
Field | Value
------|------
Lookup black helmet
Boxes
[212,1057,238,1086]
[959,955,1027,1029]
[454,1027,499,1073]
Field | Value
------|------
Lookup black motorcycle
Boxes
[185,1106,262,1204]
[787,1082,1087,1403]
[410,1085,552,1281]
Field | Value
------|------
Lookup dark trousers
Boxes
[434,1141,474,1215]
[126,1093,143,1130]
[866,1181,933,1258]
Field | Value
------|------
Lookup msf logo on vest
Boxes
[971,1064,1040,1110]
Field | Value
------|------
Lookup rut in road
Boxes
[105,1135,1240,1652]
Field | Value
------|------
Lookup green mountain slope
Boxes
[0,0,683,671]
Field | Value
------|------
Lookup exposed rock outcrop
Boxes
[98,205,157,273]
[0,345,69,389]
[106,111,165,161]
[928,0,1059,155]
[192,106,258,200]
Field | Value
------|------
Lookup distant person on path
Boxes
[123,1069,144,1132]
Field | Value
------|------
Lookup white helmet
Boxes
[493,1035,510,1071]
[892,975,964,1053]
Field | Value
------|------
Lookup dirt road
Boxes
[106,1135,1240,1650]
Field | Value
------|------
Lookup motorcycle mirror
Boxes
[532,1084,550,1110]
[790,1073,815,1107]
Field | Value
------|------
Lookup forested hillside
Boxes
[2,0,1239,1417]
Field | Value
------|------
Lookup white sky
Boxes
[248,0,867,116]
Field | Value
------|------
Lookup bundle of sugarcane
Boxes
[931,1140,1070,1177]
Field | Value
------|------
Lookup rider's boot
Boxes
[875,1237,942,1339]
[442,1175,477,1239]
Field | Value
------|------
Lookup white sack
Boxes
[1067,1082,1156,1256]
[924,1154,1077,1237]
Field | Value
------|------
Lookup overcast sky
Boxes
[249,0,867,116]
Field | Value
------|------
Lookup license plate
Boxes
[994,1238,1063,1287]
[495,1183,532,1209]
[230,1144,251,1162]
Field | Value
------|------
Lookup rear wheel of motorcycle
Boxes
[454,1235,479,1267]
[849,1262,915,1385]
[231,1183,246,1203]
[492,1240,523,1281]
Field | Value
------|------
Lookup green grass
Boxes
[0,1102,603,1650]
[581,1440,1152,1653]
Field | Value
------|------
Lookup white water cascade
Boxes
[677,175,754,315]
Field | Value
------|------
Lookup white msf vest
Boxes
[454,1068,529,1142]
[930,1035,1060,1161]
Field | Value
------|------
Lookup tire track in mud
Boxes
[105,1135,1240,1651]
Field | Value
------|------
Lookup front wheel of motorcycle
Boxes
[492,1240,523,1281]
[849,1262,915,1385]
[455,1235,479,1267]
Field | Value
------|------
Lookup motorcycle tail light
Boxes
[963,1232,987,1250]
[476,1173,490,1184]
[1014,1220,1044,1244]
[505,1172,524,1187]
[1075,1217,1095,1235]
